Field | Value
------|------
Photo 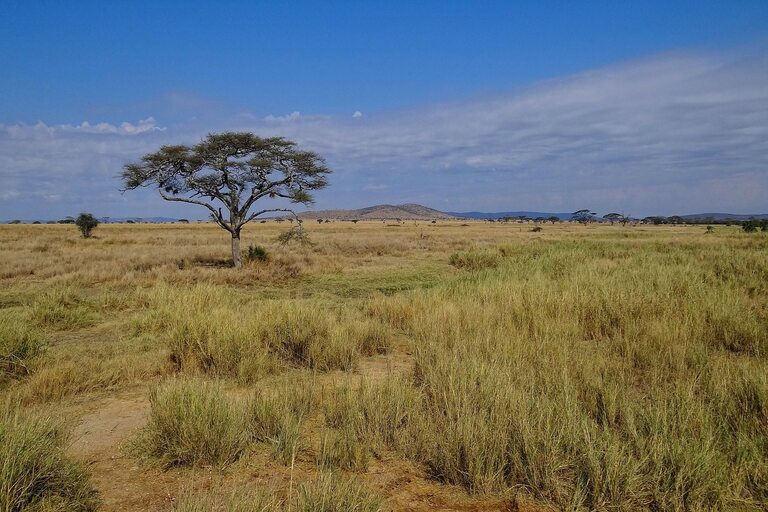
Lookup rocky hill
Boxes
[297,203,456,220]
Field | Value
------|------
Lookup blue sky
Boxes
[1,1,767,219]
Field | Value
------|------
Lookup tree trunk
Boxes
[231,232,242,268]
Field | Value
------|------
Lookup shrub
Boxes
[135,378,247,467]
[0,407,99,511]
[75,213,99,238]
[0,313,44,381]
[245,244,269,264]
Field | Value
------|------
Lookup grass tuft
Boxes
[0,405,99,512]
[134,378,247,467]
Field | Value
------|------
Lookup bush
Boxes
[0,313,44,381]
[135,378,247,467]
[742,219,768,233]
[75,213,99,238]
[245,244,269,263]
[0,407,99,511]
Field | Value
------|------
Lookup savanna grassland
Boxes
[1,220,766,512]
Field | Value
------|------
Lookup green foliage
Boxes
[75,213,99,238]
[0,407,99,511]
[121,132,330,267]
[572,209,596,224]
[244,244,269,263]
[276,226,311,246]
[742,219,767,233]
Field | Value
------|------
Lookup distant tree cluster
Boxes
[741,219,768,233]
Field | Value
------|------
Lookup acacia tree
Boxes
[122,132,330,267]
[75,213,99,238]
[603,212,629,226]
[572,209,596,225]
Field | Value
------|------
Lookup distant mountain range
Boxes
[4,207,767,224]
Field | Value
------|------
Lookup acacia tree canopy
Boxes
[121,132,330,267]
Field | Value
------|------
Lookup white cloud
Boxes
[1,47,766,218]
[1,117,164,137]
[263,111,302,122]
[352,111,363,118]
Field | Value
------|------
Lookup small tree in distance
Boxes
[603,212,630,226]
[75,213,99,238]
[572,209,596,225]
[121,132,330,267]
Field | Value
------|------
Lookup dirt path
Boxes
[67,346,532,511]
[71,391,149,459]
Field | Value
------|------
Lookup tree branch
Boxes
[158,190,232,233]
[243,208,300,225]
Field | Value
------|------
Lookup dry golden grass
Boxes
[0,221,765,511]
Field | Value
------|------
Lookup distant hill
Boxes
[103,217,183,223]
[450,211,573,220]
[297,203,455,220]
[680,213,768,221]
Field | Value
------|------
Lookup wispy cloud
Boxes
[1,48,766,219]
[2,117,164,138]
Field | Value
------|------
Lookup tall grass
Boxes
[133,284,393,381]
[0,405,99,512]
[174,473,382,512]
[30,287,98,330]
[364,238,768,509]
[135,378,247,467]
[0,313,43,382]
[298,472,382,512]
[174,489,282,512]
[247,378,315,464]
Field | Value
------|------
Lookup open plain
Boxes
[1,221,766,511]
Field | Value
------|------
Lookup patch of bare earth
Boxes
[67,347,544,511]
